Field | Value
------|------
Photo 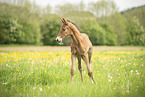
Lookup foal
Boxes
[56,18,96,84]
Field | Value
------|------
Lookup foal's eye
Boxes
[63,29,66,31]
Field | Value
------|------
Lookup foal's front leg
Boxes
[77,57,84,82]
[70,54,76,83]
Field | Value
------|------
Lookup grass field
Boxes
[0,49,145,97]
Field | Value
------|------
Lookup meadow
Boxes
[0,49,145,97]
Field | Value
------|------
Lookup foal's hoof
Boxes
[88,72,93,77]
[70,81,73,84]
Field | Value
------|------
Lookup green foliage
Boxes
[89,0,118,17]
[121,5,145,28]
[96,12,128,45]
[108,12,128,45]
[81,19,106,45]
[0,2,41,45]
[55,2,86,16]
[121,5,145,46]
[19,20,41,44]
[0,16,22,44]
[0,1,145,46]
[81,19,117,45]
[101,23,117,45]
[40,15,61,45]
[127,17,145,45]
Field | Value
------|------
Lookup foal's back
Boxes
[71,33,92,52]
[79,33,92,52]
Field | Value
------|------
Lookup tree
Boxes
[101,23,117,45]
[40,15,61,45]
[42,4,52,14]
[79,19,101,45]
[107,12,128,45]
[121,5,145,28]
[127,17,145,45]
[89,0,118,17]
[0,2,41,44]
[0,17,22,44]
[55,2,86,16]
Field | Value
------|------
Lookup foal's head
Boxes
[56,18,72,45]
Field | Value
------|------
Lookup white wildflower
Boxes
[108,79,111,82]
[39,87,42,91]
[108,75,110,77]
[2,82,7,84]
[136,70,138,72]
[126,90,129,93]
[33,87,36,89]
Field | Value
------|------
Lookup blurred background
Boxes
[0,0,145,46]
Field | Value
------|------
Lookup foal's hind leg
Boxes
[88,47,94,83]
[82,52,96,84]
[88,47,96,84]
[77,57,83,82]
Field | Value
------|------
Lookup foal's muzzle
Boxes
[56,37,63,45]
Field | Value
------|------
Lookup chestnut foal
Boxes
[56,18,96,84]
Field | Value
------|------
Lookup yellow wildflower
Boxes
[135,89,138,91]
[120,65,124,67]
[113,87,116,90]
[56,76,59,78]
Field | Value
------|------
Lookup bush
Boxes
[101,23,117,45]
[80,18,117,45]
[0,16,22,44]
[19,20,41,44]
[40,15,61,45]
[127,17,145,45]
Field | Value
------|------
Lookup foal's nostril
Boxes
[56,39,59,42]
[56,37,62,43]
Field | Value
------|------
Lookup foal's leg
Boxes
[88,47,96,84]
[77,57,84,82]
[88,47,93,68]
[71,54,76,83]
[82,53,96,84]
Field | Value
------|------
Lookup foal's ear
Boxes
[60,18,66,24]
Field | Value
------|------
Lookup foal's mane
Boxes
[66,19,81,32]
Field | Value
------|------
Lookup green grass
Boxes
[0,50,145,97]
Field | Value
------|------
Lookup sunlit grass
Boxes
[0,50,145,97]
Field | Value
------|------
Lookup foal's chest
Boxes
[71,46,84,56]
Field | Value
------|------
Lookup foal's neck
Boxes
[69,24,81,45]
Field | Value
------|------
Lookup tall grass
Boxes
[0,50,145,97]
